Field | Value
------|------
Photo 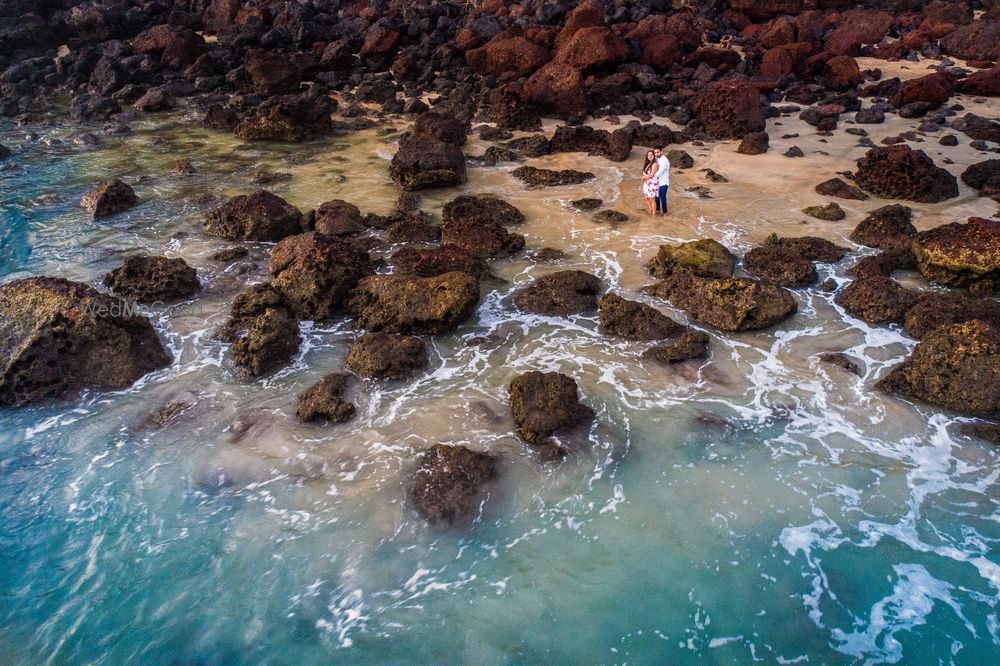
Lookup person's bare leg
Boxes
[645,197,655,214]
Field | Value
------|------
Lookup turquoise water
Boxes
[1,114,999,664]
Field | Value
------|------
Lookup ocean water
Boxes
[1,108,999,665]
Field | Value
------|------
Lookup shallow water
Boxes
[1,82,1000,664]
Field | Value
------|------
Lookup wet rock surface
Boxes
[646,239,736,279]
[913,218,1000,295]
[646,272,797,332]
[391,245,488,281]
[347,272,480,334]
[0,277,171,405]
[514,270,601,316]
[598,293,683,340]
[850,205,916,249]
[103,254,199,304]
[854,145,959,203]
[408,444,498,527]
[836,276,918,325]
[296,373,356,423]
[204,190,303,242]
[511,166,596,187]
[509,371,594,444]
[643,331,710,364]
[878,320,1000,418]
[80,179,138,220]
[346,332,428,380]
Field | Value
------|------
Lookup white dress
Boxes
[642,165,658,197]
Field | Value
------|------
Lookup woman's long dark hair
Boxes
[643,150,655,172]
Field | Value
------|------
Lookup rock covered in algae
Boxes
[80,178,138,219]
[646,272,797,332]
[509,371,594,444]
[0,277,171,405]
[204,190,303,242]
[296,373,356,423]
[514,270,601,316]
[103,254,199,304]
[912,217,1000,295]
[347,272,480,334]
[598,293,684,340]
[646,239,736,280]
[877,319,1000,418]
[345,332,428,379]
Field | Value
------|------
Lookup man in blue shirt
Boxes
[654,148,670,214]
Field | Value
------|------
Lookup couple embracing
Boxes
[641,147,670,216]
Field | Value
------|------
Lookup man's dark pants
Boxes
[656,185,668,213]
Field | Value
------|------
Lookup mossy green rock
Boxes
[912,217,1000,295]
[646,238,736,279]
[802,202,846,221]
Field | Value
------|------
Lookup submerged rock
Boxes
[0,277,171,406]
[514,270,601,316]
[848,246,916,279]
[509,371,594,444]
[818,352,863,376]
[347,272,480,334]
[80,179,138,219]
[877,320,1000,418]
[571,198,603,211]
[835,276,917,324]
[642,331,710,364]
[912,218,1000,295]
[593,210,629,224]
[204,190,303,242]
[390,137,466,191]
[296,373,355,423]
[103,254,199,304]
[646,272,797,332]
[646,239,736,279]
[548,125,632,162]
[961,160,1000,201]
[744,245,817,287]
[268,233,373,321]
[854,145,958,203]
[598,293,683,340]
[850,205,916,249]
[345,332,428,379]
[802,203,845,221]
[408,444,499,527]
[511,166,595,187]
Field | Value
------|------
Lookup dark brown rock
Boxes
[815,177,869,200]
[904,292,1000,340]
[850,204,916,249]
[598,293,683,340]
[646,272,797,332]
[313,200,364,237]
[0,277,171,406]
[736,131,770,155]
[509,371,594,444]
[442,194,524,227]
[347,272,480,334]
[204,190,303,242]
[345,332,428,379]
[642,331,710,364]
[408,444,499,527]
[690,78,767,140]
[514,270,601,316]
[835,276,917,324]
[80,179,138,219]
[912,218,1000,295]
[854,145,959,203]
[391,245,488,280]
[231,307,301,378]
[296,373,355,423]
[511,166,595,187]
[646,239,736,279]
[103,254,199,304]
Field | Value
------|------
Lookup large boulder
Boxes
[646,239,736,279]
[904,292,1000,340]
[877,320,1000,418]
[509,371,594,444]
[408,444,499,527]
[133,24,204,67]
[242,49,300,96]
[889,73,954,110]
[854,146,958,203]
[345,332,428,379]
[465,36,549,77]
[744,245,817,287]
[850,204,916,249]
[296,373,355,423]
[961,160,1000,201]
[204,191,303,242]
[958,66,1000,97]
[442,194,524,227]
[231,305,301,379]
[548,125,632,162]
[646,272,797,332]
[912,218,1000,295]
[940,20,1000,62]
[234,92,336,142]
[0,277,171,406]
[312,200,364,237]
[80,179,138,220]
[951,114,1000,144]
[690,78,767,140]
[411,111,469,146]
[269,233,373,320]
[825,55,863,90]
[835,276,917,324]
[103,254,199,304]
[389,136,467,190]
[598,293,683,340]
[523,62,588,120]
[554,26,628,71]
[347,272,480,334]
[514,270,601,316]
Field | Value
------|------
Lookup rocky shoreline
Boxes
[1,0,999,527]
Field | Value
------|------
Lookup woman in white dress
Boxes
[641,150,659,215]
